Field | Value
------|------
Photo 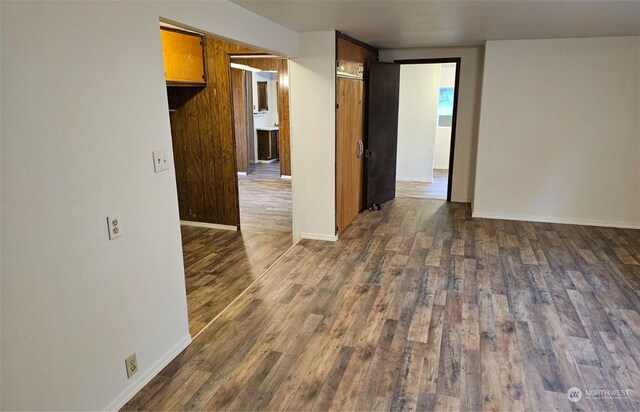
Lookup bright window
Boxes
[437,87,454,127]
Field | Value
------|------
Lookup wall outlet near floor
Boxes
[153,150,170,173]
[106,217,121,240]
[125,352,138,379]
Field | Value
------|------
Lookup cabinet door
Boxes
[257,130,269,160]
[160,28,206,85]
[272,131,279,158]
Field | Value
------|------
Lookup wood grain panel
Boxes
[214,39,263,225]
[231,68,248,174]
[277,59,291,176]
[182,89,207,221]
[336,78,364,235]
[337,36,377,79]
[167,35,262,226]
[335,36,377,234]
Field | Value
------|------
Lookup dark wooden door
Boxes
[365,62,401,208]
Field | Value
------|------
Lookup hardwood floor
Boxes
[125,198,640,411]
[397,169,448,200]
[182,161,292,336]
[181,226,293,336]
[239,162,292,234]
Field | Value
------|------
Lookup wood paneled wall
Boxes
[277,59,291,176]
[168,36,262,226]
[231,68,249,174]
[229,57,292,177]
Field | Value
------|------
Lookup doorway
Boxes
[230,55,293,234]
[394,59,460,201]
[160,21,294,337]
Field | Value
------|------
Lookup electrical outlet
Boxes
[125,353,138,379]
[106,217,121,240]
[153,150,170,173]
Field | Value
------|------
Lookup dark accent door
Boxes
[365,62,401,208]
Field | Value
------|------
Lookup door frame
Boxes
[393,58,461,202]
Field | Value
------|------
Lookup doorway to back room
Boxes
[395,62,458,200]
[230,55,292,235]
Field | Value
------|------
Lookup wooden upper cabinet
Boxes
[160,28,206,85]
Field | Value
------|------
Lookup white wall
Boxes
[380,47,484,203]
[289,31,336,241]
[474,36,640,228]
[0,1,298,410]
[439,64,456,88]
[434,127,452,169]
[434,64,456,169]
[396,64,441,182]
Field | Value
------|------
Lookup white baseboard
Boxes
[180,221,238,231]
[396,177,433,183]
[280,175,291,180]
[237,171,247,176]
[450,197,471,203]
[104,334,192,411]
[257,159,278,164]
[301,232,338,242]
[471,211,640,230]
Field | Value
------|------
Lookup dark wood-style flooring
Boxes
[397,169,448,200]
[239,162,292,234]
[181,226,292,336]
[126,198,640,411]
[182,161,292,336]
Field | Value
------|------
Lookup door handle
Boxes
[356,140,364,158]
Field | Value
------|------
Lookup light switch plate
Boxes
[153,150,170,173]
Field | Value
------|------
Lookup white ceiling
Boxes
[231,0,640,49]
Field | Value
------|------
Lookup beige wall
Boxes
[289,31,337,241]
[434,64,456,170]
[396,64,441,182]
[379,47,485,203]
[0,1,297,410]
[474,36,640,228]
